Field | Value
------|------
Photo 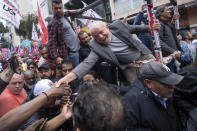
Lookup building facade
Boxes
[109,0,197,33]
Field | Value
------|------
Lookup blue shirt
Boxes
[151,91,168,108]
[180,41,192,64]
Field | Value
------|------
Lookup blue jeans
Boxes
[69,52,79,67]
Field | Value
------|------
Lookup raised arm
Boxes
[43,103,72,131]
[0,85,70,131]
[0,65,14,93]
[56,50,99,87]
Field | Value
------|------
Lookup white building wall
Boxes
[18,0,33,16]
[11,0,33,47]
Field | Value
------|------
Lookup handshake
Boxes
[44,83,72,101]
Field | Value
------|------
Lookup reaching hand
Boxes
[60,95,71,106]
[46,83,72,98]
[61,102,72,120]
[56,72,78,88]
[152,20,161,31]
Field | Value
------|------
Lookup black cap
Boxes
[140,61,184,86]
[52,0,62,3]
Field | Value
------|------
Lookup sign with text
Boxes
[0,0,21,28]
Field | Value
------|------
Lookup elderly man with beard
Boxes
[57,20,161,86]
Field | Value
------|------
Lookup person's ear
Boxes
[144,79,152,89]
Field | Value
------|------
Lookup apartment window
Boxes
[114,0,159,16]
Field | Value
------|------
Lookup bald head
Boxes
[90,21,112,44]
[24,70,34,76]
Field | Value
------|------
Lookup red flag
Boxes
[37,1,48,44]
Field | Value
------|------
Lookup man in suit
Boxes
[57,20,160,86]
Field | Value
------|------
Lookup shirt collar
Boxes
[151,90,168,101]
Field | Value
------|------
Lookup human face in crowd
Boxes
[39,68,53,79]
[187,31,193,40]
[91,24,112,44]
[55,67,62,78]
[39,47,50,60]
[62,63,73,76]
[79,32,91,45]
[160,7,171,19]
[52,2,64,18]
[145,79,176,98]
[28,64,36,72]
[24,73,36,86]
[83,74,95,83]
[7,73,24,95]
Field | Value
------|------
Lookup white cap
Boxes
[33,79,54,96]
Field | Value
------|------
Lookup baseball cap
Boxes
[52,0,62,3]
[140,61,184,86]
[33,79,54,96]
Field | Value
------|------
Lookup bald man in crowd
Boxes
[24,70,36,95]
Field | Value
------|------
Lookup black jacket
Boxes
[0,78,8,94]
[159,19,182,56]
[79,43,91,62]
[123,78,182,131]
[174,65,197,128]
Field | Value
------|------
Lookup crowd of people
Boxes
[0,0,197,131]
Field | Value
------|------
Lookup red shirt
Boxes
[0,88,27,117]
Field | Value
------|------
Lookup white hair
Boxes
[89,21,108,34]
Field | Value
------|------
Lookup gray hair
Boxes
[89,21,108,34]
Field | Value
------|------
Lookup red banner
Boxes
[37,1,48,44]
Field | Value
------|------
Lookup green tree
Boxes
[15,14,39,40]
[0,22,9,33]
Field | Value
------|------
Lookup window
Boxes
[113,0,159,16]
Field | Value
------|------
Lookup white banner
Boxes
[78,1,102,27]
[0,0,21,28]
[33,0,49,26]
[32,23,39,40]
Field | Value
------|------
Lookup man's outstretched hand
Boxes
[46,82,72,98]
[55,72,78,88]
